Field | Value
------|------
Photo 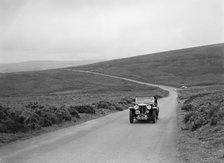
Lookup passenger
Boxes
[154,96,158,106]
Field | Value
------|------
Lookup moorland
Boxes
[0,43,223,162]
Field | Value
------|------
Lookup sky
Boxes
[0,0,224,63]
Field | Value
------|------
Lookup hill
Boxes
[0,60,102,73]
[76,43,224,87]
[0,69,167,106]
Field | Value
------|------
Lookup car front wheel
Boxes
[152,110,156,123]
[129,110,134,123]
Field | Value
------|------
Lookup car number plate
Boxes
[139,115,147,120]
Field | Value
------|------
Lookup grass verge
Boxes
[177,85,224,163]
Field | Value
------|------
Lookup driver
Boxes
[154,96,158,106]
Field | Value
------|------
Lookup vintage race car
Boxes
[129,96,159,123]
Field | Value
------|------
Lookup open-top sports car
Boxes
[129,96,159,123]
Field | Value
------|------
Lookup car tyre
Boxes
[152,110,156,123]
[129,110,134,123]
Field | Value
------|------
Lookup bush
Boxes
[114,104,124,111]
[36,106,60,126]
[0,104,76,133]
[0,98,131,134]
[67,106,80,118]
[182,102,222,131]
[0,105,10,120]
[95,101,112,109]
[21,110,41,130]
[54,106,72,122]
[95,101,117,110]
[118,97,134,105]
[5,107,27,132]
[210,117,218,126]
[191,118,204,131]
[72,105,96,114]
[181,104,194,112]
[207,105,219,118]
[25,102,44,110]
[0,123,8,132]
[184,112,194,123]
[95,99,133,111]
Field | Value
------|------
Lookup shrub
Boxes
[21,110,41,130]
[54,106,72,122]
[191,118,204,131]
[184,112,194,123]
[210,117,218,126]
[67,106,80,118]
[0,105,10,120]
[0,103,84,133]
[207,105,219,118]
[95,101,117,110]
[25,102,44,110]
[0,123,8,132]
[181,104,194,112]
[72,105,96,114]
[5,107,28,132]
[95,101,111,109]
[0,99,129,134]
[36,108,59,126]
[218,107,224,119]
[114,104,124,111]
[118,97,134,105]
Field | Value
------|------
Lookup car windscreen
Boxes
[135,97,154,104]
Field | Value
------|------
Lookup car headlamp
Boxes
[134,105,138,110]
[147,105,151,109]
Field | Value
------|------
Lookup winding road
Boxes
[0,70,178,163]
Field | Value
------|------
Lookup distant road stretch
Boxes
[0,69,178,163]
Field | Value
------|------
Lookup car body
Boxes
[129,96,159,123]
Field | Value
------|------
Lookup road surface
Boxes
[0,70,178,163]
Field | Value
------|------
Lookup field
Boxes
[0,69,167,146]
[177,85,224,163]
[76,43,224,87]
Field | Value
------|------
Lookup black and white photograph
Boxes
[0,0,224,162]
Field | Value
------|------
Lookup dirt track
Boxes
[0,70,178,163]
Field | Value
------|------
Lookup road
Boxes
[0,70,178,163]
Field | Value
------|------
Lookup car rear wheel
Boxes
[152,110,156,123]
[129,110,134,123]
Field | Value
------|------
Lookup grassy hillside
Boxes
[76,43,224,87]
[0,69,166,103]
[0,60,102,73]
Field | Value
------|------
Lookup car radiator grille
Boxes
[139,106,147,114]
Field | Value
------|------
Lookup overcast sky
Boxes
[0,0,224,63]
